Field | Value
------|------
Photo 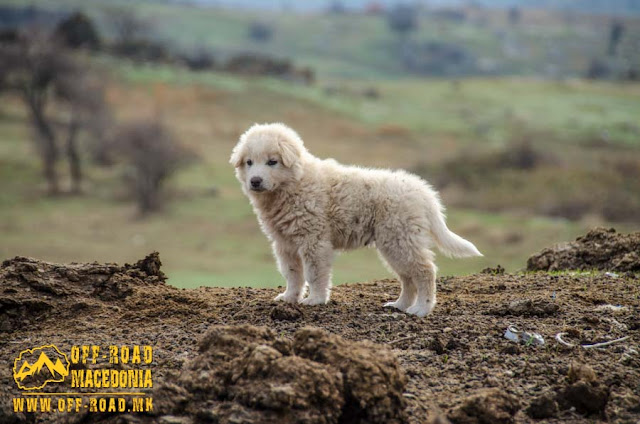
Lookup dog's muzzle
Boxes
[250,177,265,191]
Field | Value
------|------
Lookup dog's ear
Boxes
[229,141,245,168]
[278,139,301,168]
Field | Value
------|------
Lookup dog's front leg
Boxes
[300,241,333,305]
[273,241,305,303]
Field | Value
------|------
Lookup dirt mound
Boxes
[153,325,407,424]
[1,254,639,423]
[0,252,166,332]
[527,227,640,272]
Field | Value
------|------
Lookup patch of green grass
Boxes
[260,76,640,146]
[107,58,249,93]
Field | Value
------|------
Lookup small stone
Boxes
[429,337,446,355]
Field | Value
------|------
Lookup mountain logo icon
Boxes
[13,345,70,390]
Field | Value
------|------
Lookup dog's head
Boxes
[230,123,306,194]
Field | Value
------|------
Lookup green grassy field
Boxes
[1,1,639,289]
[115,60,640,147]
[1,61,637,289]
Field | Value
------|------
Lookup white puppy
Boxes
[230,123,481,317]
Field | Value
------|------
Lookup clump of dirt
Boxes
[559,381,609,416]
[481,265,505,275]
[447,389,520,424]
[270,303,304,321]
[527,227,640,272]
[293,327,407,423]
[526,392,558,419]
[557,362,609,417]
[153,324,407,424]
[567,362,597,384]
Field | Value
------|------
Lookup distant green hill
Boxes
[136,0,640,15]
[1,0,639,79]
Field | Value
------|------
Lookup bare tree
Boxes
[608,20,624,56]
[507,7,521,26]
[387,4,418,39]
[248,21,274,43]
[0,30,108,194]
[0,31,74,193]
[54,11,101,50]
[55,70,109,193]
[112,119,193,215]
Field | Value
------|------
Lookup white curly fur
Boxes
[231,123,482,317]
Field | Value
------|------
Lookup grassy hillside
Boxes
[1,61,636,288]
[1,1,639,288]
[2,0,640,79]
[113,60,640,147]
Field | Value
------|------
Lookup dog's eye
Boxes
[246,159,253,166]
[267,160,278,166]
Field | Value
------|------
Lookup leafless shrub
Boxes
[53,11,101,50]
[0,29,109,194]
[248,21,273,43]
[387,4,418,37]
[180,47,216,71]
[0,31,74,193]
[111,119,194,215]
[425,140,547,190]
[496,140,541,170]
[507,7,521,26]
[56,69,110,193]
[585,57,612,79]
[608,20,624,56]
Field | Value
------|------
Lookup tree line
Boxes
[0,13,193,215]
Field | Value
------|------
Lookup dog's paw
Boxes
[300,296,328,306]
[274,292,301,303]
[383,301,410,312]
[406,302,434,317]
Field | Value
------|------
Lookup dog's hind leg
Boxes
[378,249,417,312]
[405,250,437,317]
[384,273,417,312]
[273,241,305,303]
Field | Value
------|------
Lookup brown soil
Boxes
[1,238,639,423]
[527,227,640,272]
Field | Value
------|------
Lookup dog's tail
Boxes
[431,211,482,258]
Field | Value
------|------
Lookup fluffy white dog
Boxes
[231,123,482,316]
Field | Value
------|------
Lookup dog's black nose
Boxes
[250,177,263,188]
